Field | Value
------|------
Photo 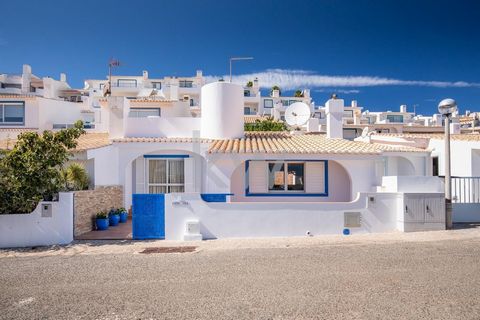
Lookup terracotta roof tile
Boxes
[0,132,111,152]
[208,132,384,155]
[372,132,480,141]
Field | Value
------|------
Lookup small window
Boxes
[179,80,193,88]
[244,90,251,97]
[386,115,404,123]
[343,110,354,118]
[117,79,137,87]
[0,102,25,125]
[147,159,185,193]
[264,99,273,108]
[244,107,251,115]
[151,82,162,89]
[268,162,304,192]
[129,108,160,118]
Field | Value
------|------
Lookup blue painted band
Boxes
[143,154,190,158]
[201,193,234,202]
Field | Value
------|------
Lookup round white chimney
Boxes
[200,82,244,139]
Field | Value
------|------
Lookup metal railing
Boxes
[440,176,480,203]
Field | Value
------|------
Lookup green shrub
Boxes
[244,117,287,132]
[0,121,85,214]
[96,211,108,219]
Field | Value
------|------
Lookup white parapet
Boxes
[0,193,74,248]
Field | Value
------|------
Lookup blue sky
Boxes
[1,0,479,115]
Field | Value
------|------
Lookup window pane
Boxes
[149,160,167,184]
[168,159,184,184]
[117,79,137,87]
[169,186,185,193]
[268,163,285,191]
[4,104,24,123]
[0,105,3,122]
[264,99,273,108]
[149,186,167,194]
[287,163,304,191]
[129,109,160,118]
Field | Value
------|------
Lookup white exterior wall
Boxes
[429,138,480,177]
[124,117,201,138]
[164,192,409,240]
[87,146,120,187]
[0,193,73,248]
[37,98,84,130]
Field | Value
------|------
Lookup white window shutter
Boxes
[305,162,326,193]
[135,157,145,194]
[248,161,268,193]
[184,157,195,192]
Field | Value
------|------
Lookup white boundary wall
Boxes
[0,193,73,248]
[164,193,402,240]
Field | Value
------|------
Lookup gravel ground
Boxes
[1,228,480,319]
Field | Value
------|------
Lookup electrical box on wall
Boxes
[41,204,52,218]
[344,212,361,228]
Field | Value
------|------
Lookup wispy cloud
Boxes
[315,89,361,94]
[206,69,480,90]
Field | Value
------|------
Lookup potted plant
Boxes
[96,211,109,231]
[118,207,128,223]
[108,208,120,226]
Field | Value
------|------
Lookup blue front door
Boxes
[132,194,165,239]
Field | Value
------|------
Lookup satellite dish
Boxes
[285,102,311,127]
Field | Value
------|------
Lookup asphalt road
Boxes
[1,232,480,319]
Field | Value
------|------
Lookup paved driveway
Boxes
[1,229,480,319]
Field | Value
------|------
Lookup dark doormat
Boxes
[139,246,197,254]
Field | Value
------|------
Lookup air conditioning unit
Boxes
[184,220,202,241]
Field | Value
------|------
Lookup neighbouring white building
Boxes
[6,65,480,242]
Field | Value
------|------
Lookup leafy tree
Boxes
[246,81,253,87]
[244,117,287,132]
[294,90,304,97]
[60,162,90,191]
[0,121,85,214]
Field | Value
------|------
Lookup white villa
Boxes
[2,64,480,242]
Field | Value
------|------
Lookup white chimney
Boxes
[351,100,358,108]
[325,97,344,139]
[142,70,148,80]
[196,70,203,78]
[400,105,407,113]
[200,82,244,139]
[22,64,32,75]
[303,89,310,98]
[307,118,320,132]
[60,73,67,82]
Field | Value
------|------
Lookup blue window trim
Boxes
[0,100,25,126]
[143,154,190,159]
[245,160,329,197]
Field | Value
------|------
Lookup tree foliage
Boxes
[244,117,287,132]
[270,85,281,96]
[294,90,304,97]
[60,162,90,191]
[0,121,85,214]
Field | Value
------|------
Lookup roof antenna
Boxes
[104,58,121,97]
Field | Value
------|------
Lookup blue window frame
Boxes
[245,160,328,197]
[0,101,25,125]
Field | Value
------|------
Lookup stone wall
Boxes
[73,186,123,237]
